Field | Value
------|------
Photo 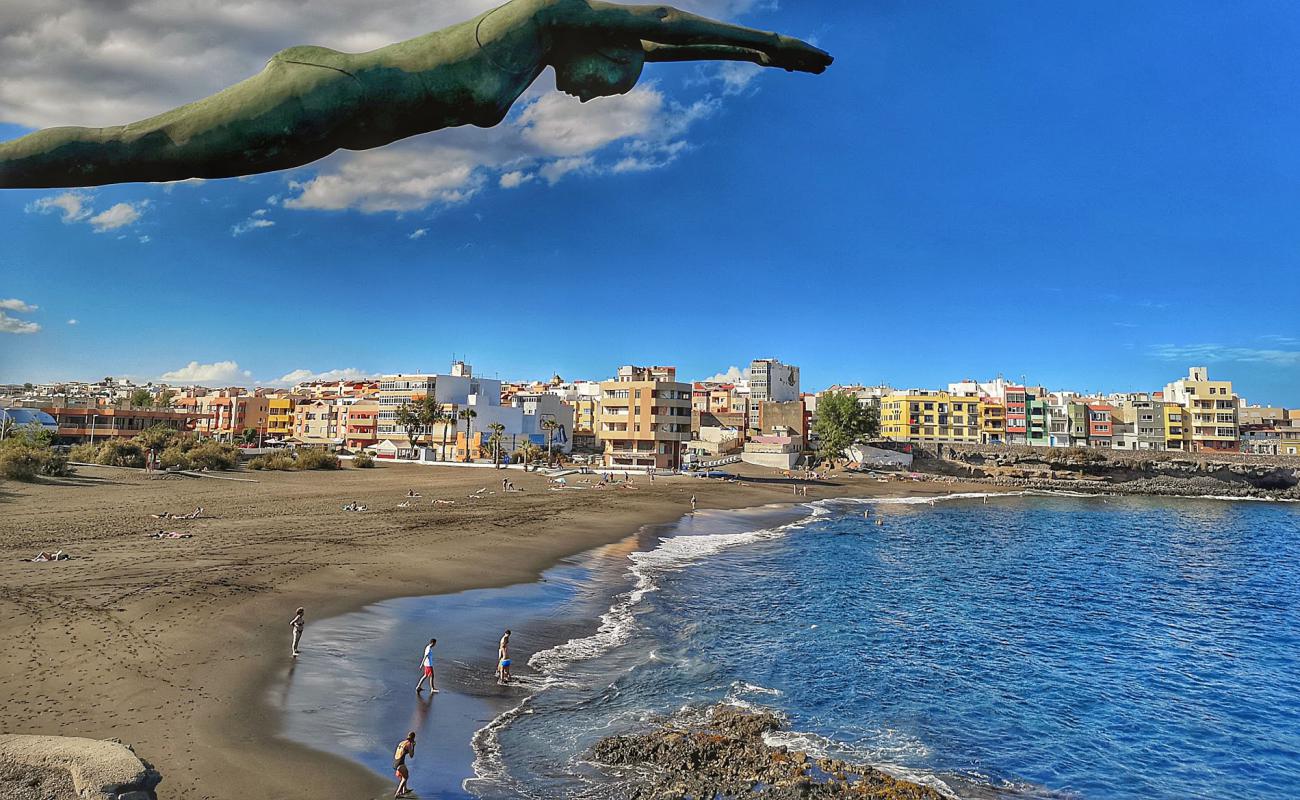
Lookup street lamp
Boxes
[90,413,100,445]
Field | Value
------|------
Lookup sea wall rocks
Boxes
[592,706,946,799]
[921,444,1300,499]
[0,735,161,800]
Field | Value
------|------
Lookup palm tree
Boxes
[487,422,506,468]
[395,402,421,459]
[458,408,477,462]
[540,417,560,466]
[434,411,452,461]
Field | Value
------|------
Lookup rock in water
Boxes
[591,705,947,799]
[0,735,161,800]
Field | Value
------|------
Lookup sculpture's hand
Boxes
[767,35,833,74]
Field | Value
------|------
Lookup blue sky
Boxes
[2,1,1298,404]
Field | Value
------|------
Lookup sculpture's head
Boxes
[553,45,645,102]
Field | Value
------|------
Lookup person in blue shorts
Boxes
[496,629,512,685]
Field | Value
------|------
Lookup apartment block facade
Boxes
[599,365,692,469]
[1163,367,1239,452]
[880,392,981,444]
[746,358,800,432]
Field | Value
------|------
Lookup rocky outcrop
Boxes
[591,706,946,799]
[919,445,1300,499]
[0,736,161,800]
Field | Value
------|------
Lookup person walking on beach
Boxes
[415,638,438,694]
[290,607,305,657]
[690,494,697,511]
[392,731,416,797]
[497,629,512,685]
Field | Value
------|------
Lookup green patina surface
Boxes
[0,0,831,189]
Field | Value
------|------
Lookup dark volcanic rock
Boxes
[591,706,947,799]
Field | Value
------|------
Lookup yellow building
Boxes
[880,392,981,444]
[266,396,294,437]
[979,398,1005,444]
[599,365,691,469]
[1163,367,1239,453]
[1162,403,1189,450]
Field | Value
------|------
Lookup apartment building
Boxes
[266,396,294,439]
[979,398,1005,444]
[599,365,692,469]
[1005,386,1048,446]
[1086,403,1114,448]
[1112,393,1168,450]
[746,358,800,432]
[42,406,210,443]
[880,392,981,444]
[173,393,269,440]
[1163,367,1239,453]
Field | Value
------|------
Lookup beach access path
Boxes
[0,462,998,799]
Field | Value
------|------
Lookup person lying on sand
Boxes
[29,550,69,562]
[406,490,421,498]
[433,499,455,505]
[148,530,192,539]
[150,511,173,519]
[397,501,410,508]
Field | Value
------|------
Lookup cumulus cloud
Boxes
[89,201,146,232]
[275,367,373,385]
[0,312,41,334]
[701,366,745,383]
[160,360,252,384]
[499,170,533,189]
[0,298,38,312]
[26,192,147,231]
[67,318,78,325]
[26,192,93,223]
[408,228,428,240]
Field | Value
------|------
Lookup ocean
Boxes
[275,493,1300,799]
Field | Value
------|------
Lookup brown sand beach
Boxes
[0,462,998,799]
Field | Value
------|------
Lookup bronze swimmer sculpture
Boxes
[0,0,832,189]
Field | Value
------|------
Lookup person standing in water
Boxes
[392,731,416,798]
[290,607,305,657]
[415,638,438,694]
[497,629,512,685]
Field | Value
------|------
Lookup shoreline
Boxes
[0,461,999,799]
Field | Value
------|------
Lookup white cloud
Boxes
[26,192,146,231]
[160,360,252,384]
[0,298,38,312]
[89,201,146,232]
[232,216,275,236]
[26,191,92,223]
[1150,343,1300,367]
[702,366,745,383]
[539,157,594,185]
[138,235,152,244]
[67,318,78,325]
[0,311,41,334]
[265,194,282,206]
[408,228,428,240]
[499,170,533,189]
[716,61,763,95]
[275,368,373,385]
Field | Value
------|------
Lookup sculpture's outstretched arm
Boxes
[577,2,831,73]
[641,42,772,67]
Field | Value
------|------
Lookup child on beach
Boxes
[497,629,512,685]
[392,731,416,797]
[290,607,305,657]
[415,638,438,693]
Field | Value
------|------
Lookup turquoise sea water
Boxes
[278,494,1300,799]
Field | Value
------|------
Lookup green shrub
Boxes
[187,441,239,470]
[0,438,72,481]
[0,442,41,481]
[352,452,376,468]
[158,446,191,470]
[248,451,297,471]
[297,449,340,470]
[95,439,146,468]
[68,442,102,463]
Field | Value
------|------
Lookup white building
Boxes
[747,358,800,431]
